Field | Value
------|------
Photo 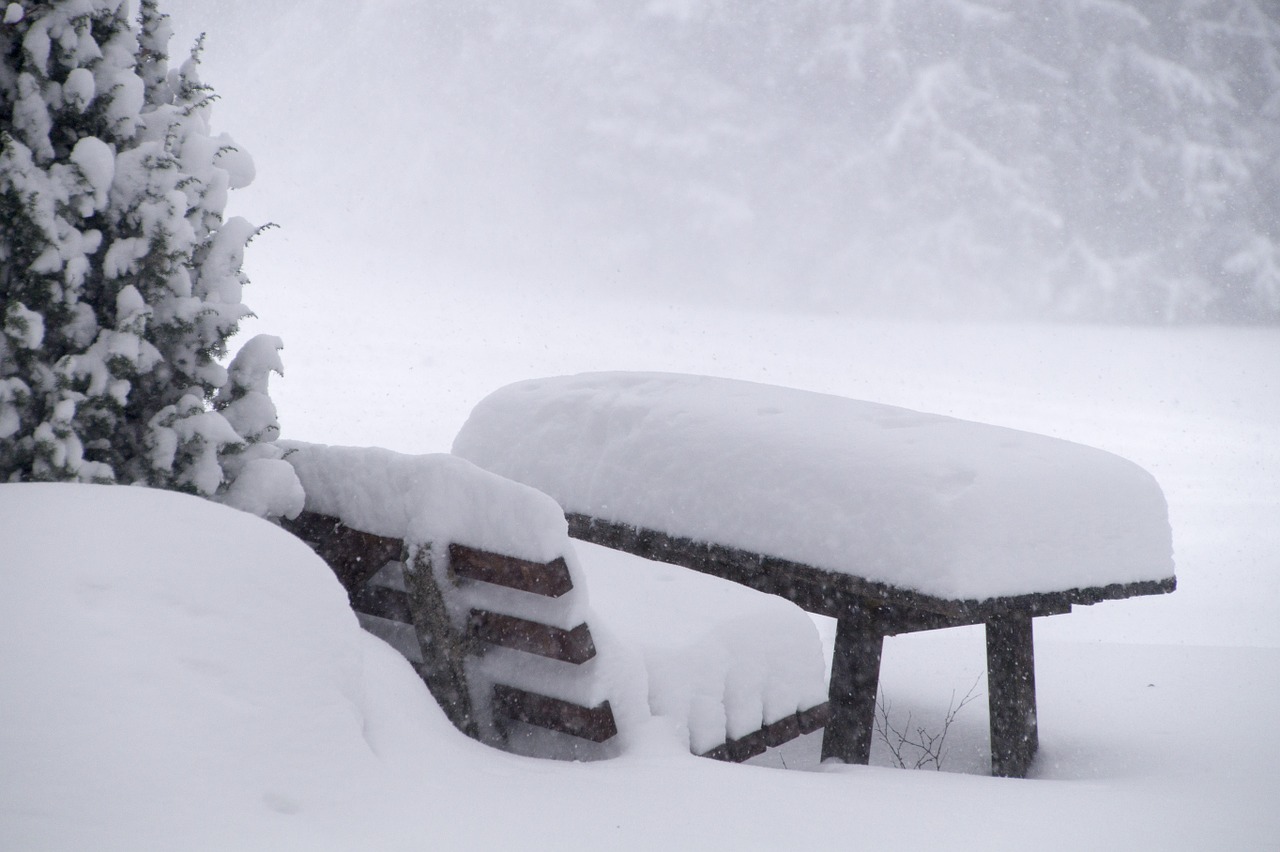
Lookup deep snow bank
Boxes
[0,483,477,848]
[1,483,1275,850]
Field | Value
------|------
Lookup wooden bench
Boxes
[453,372,1178,777]
[279,441,833,763]
[281,510,620,751]
[278,443,621,759]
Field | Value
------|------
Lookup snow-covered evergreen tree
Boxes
[0,0,302,517]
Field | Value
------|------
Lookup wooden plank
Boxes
[698,744,732,761]
[761,713,800,748]
[280,512,405,595]
[698,732,768,763]
[797,702,830,734]
[986,613,1039,778]
[566,512,1174,622]
[724,734,769,762]
[697,703,830,761]
[467,610,597,664]
[491,685,618,743]
[820,606,884,765]
[449,544,574,598]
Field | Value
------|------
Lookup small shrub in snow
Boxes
[0,0,301,517]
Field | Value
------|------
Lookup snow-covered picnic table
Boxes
[454,372,1177,777]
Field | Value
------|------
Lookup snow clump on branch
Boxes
[0,0,302,519]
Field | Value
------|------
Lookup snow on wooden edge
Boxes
[452,372,1175,601]
[281,440,598,629]
[281,440,570,565]
[577,541,829,754]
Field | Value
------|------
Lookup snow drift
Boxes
[0,480,1275,849]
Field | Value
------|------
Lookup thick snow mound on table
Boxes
[454,372,1174,600]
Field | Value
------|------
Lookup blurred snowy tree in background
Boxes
[527,0,1280,321]
[0,0,301,516]
[209,0,1276,323]
[797,0,1280,321]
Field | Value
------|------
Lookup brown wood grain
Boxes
[491,685,618,743]
[449,544,574,598]
[468,610,597,664]
[279,511,404,596]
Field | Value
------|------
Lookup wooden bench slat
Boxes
[697,703,830,762]
[280,513,405,595]
[761,714,799,748]
[467,610,597,664]
[796,702,830,735]
[491,685,618,743]
[449,543,574,598]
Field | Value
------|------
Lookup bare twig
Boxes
[874,674,983,771]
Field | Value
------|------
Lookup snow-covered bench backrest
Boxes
[280,442,621,758]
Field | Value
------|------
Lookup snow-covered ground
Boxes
[4,287,1278,848]
[4,5,1277,846]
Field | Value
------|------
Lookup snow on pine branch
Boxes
[0,0,299,517]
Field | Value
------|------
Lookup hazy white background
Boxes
[168,0,1280,323]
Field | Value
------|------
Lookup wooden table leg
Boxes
[821,604,884,764]
[985,612,1038,778]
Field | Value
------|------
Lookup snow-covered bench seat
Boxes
[452,372,1178,777]
[577,541,830,761]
